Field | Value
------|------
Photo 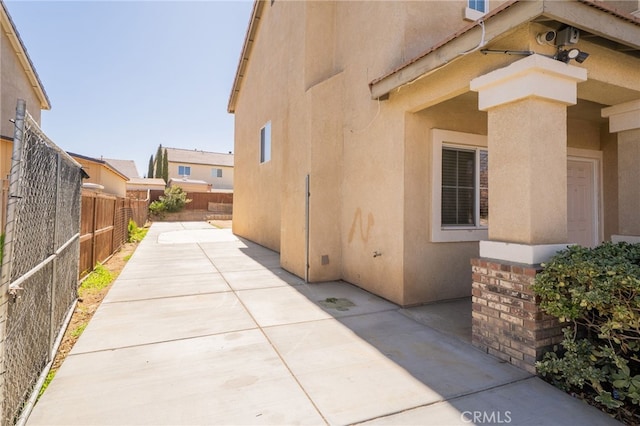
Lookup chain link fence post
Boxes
[0,99,26,424]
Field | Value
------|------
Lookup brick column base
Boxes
[471,258,564,374]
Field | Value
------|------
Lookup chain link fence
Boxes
[0,100,83,425]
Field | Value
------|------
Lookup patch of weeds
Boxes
[70,323,87,339]
[123,254,132,261]
[127,220,148,243]
[38,370,57,399]
[79,263,113,297]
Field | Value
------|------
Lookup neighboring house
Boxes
[165,147,234,190]
[102,158,157,194]
[1,0,51,229]
[69,153,128,198]
[103,158,140,180]
[229,2,639,305]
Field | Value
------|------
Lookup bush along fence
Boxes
[0,100,84,425]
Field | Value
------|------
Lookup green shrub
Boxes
[533,242,640,419]
[149,200,165,218]
[148,187,191,217]
[127,219,147,243]
[160,186,191,212]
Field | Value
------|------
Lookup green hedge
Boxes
[533,242,640,420]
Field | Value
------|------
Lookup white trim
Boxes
[612,235,640,244]
[465,0,487,21]
[260,121,272,164]
[470,54,587,111]
[601,100,640,133]
[431,129,488,242]
[567,150,603,247]
[480,241,571,265]
[464,7,485,21]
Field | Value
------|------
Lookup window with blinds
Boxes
[431,129,488,242]
[442,148,475,225]
[441,146,488,227]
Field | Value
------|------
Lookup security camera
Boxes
[557,27,580,46]
[536,30,556,45]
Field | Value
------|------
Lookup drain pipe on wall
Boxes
[305,175,310,283]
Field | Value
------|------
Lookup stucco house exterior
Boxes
[69,153,128,198]
[1,0,50,229]
[228,1,640,371]
[165,147,234,190]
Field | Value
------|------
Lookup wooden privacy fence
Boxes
[149,190,233,210]
[79,190,148,276]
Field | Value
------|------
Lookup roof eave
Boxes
[369,0,640,100]
[369,0,538,100]
[227,0,265,114]
[68,152,130,181]
[0,1,51,110]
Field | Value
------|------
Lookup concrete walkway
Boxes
[28,222,619,425]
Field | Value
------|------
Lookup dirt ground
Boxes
[49,241,138,374]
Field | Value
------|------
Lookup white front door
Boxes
[567,158,598,247]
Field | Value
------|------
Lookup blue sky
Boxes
[5,0,253,177]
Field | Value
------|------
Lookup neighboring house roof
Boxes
[103,158,140,179]
[228,0,264,114]
[128,177,166,186]
[165,147,234,167]
[126,177,166,191]
[369,0,640,99]
[169,177,209,185]
[68,152,129,181]
[0,0,51,110]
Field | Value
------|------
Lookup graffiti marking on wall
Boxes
[348,208,374,243]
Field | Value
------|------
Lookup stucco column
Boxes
[469,56,587,373]
[602,100,640,243]
[470,54,587,263]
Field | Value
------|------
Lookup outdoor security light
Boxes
[555,48,589,64]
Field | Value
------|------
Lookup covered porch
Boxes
[373,0,640,371]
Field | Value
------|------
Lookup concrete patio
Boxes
[27,222,620,425]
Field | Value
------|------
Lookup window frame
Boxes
[431,129,488,243]
[260,121,271,164]
[178,165,191,176]
[212,168,223,178]
[465,0,488,20]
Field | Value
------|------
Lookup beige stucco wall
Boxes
[1,28,42,140]
[232,0,640,306]
[74,157,127,198]
[0,138,11,181]
[402,96,488,304]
